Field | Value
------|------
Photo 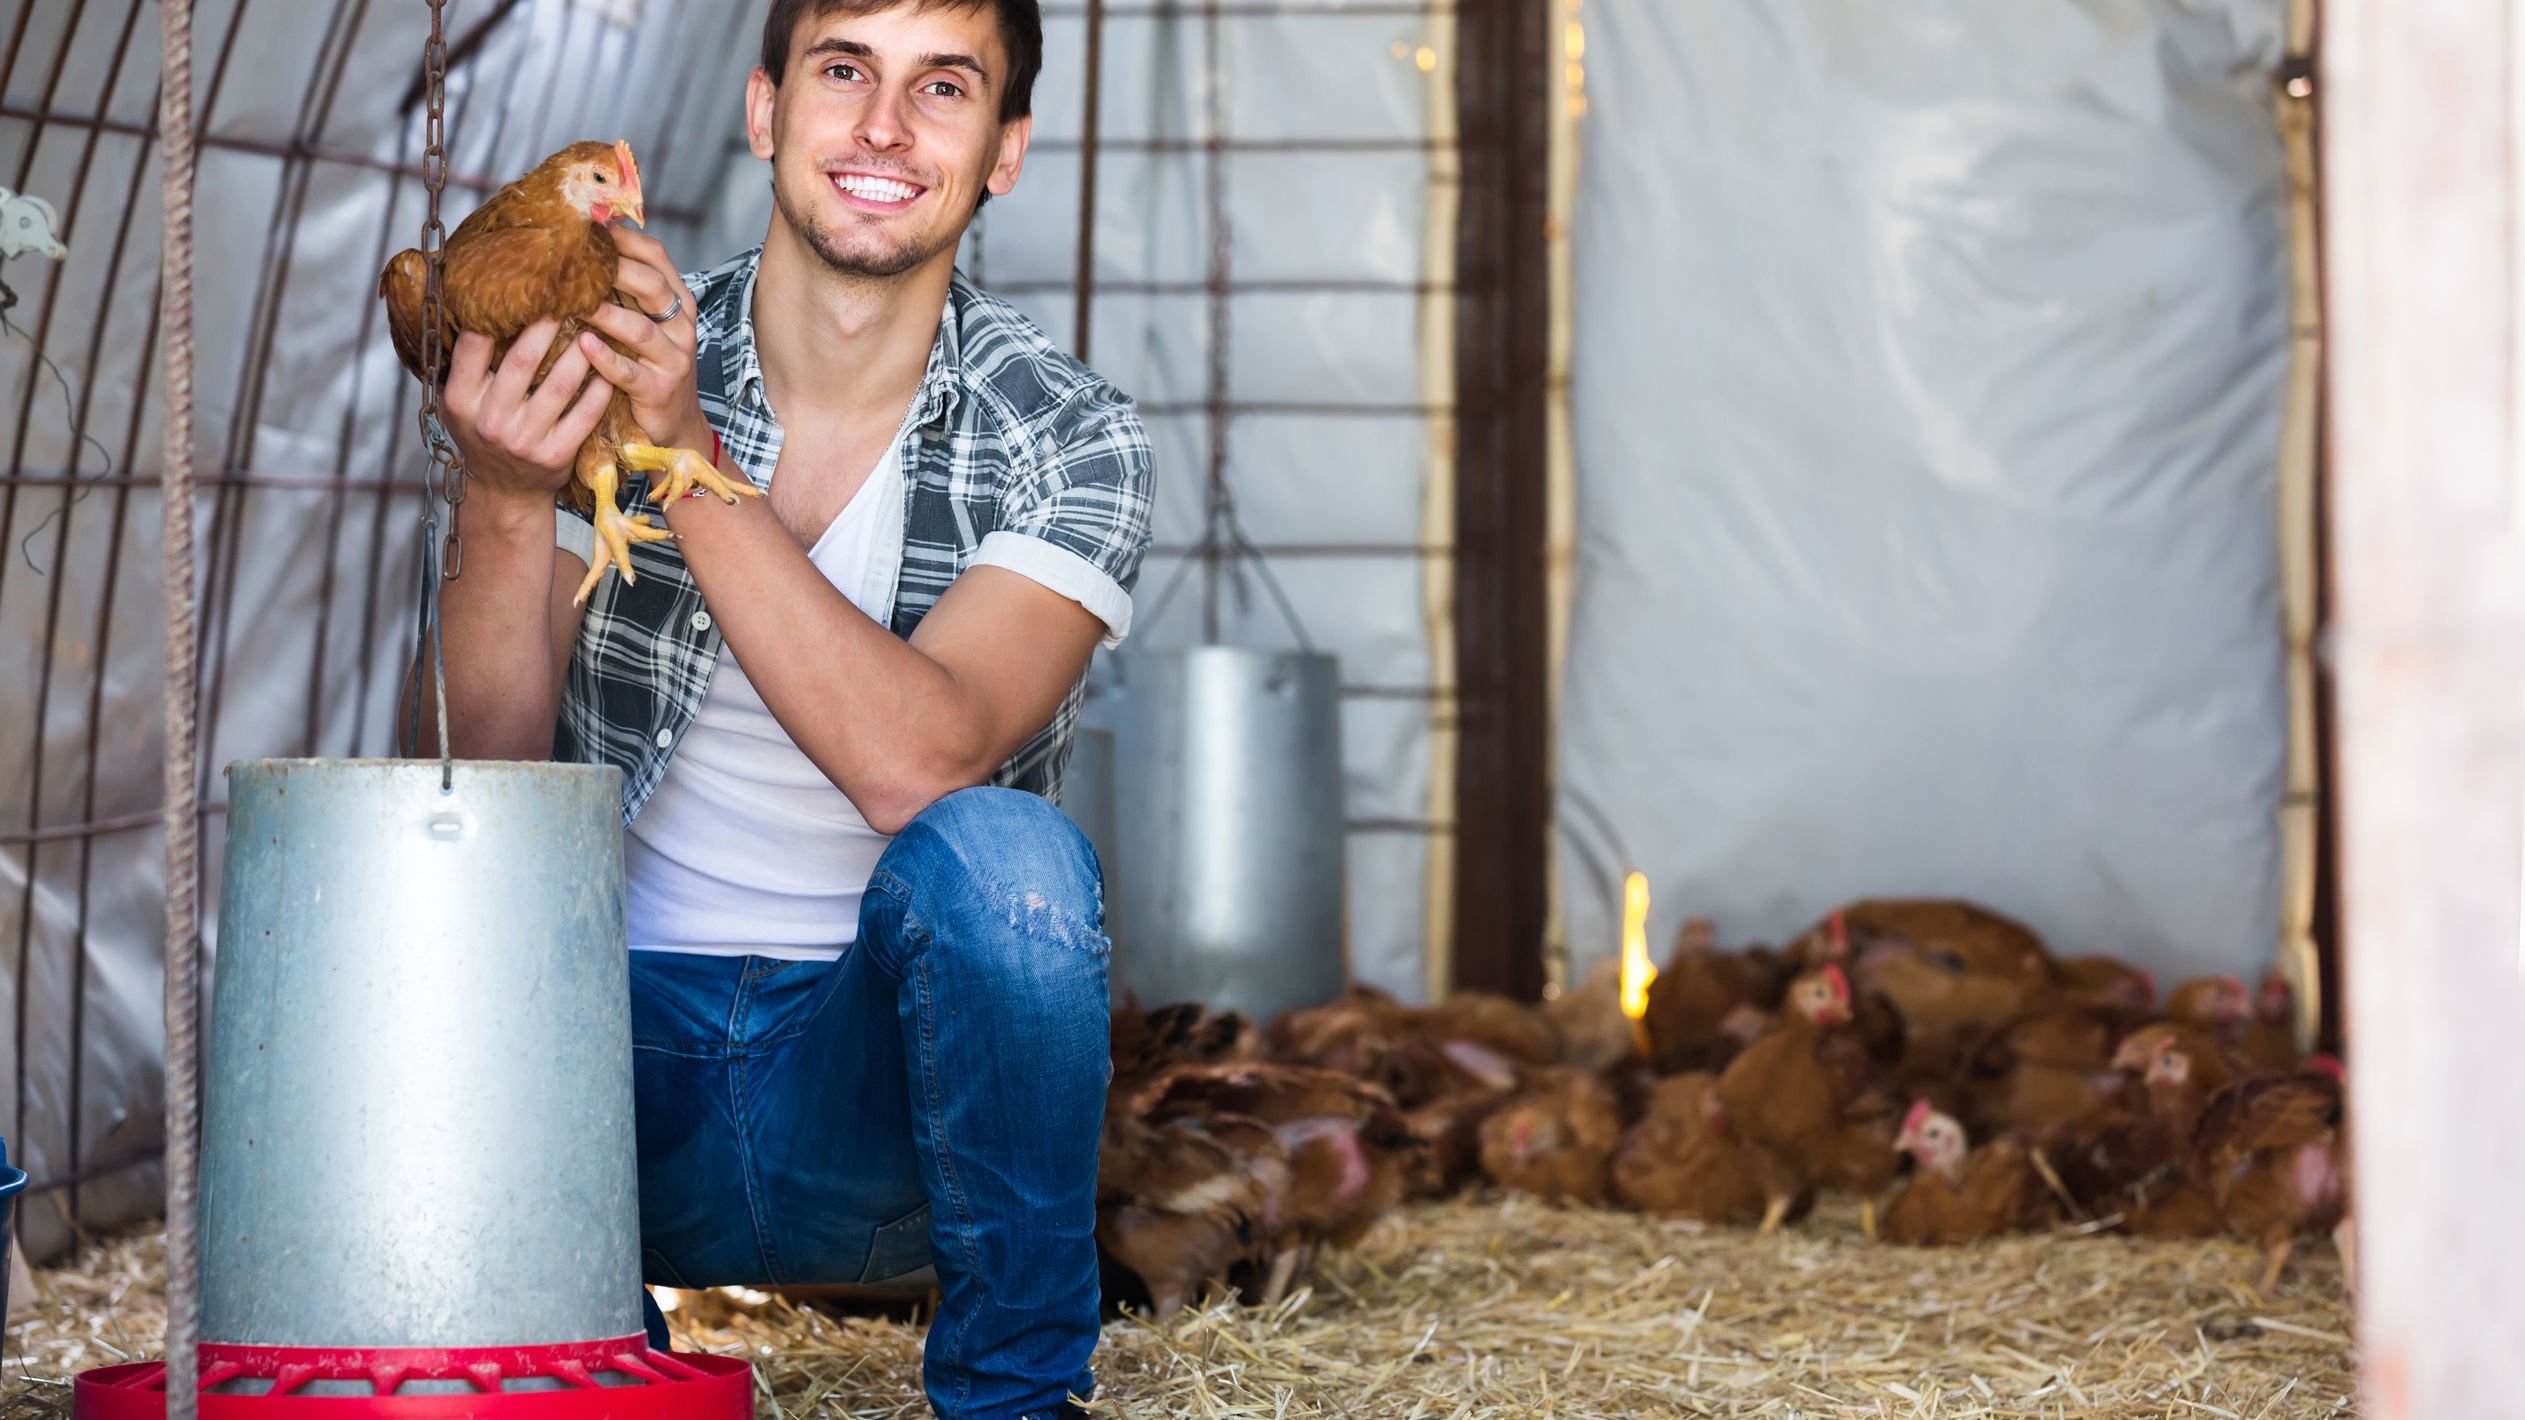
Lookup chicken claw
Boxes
[1756,1195,1792,1238]
[573,461,674,607]
[622,441,759,506]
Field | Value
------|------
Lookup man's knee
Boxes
[881,786,1109,963]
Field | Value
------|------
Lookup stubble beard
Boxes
[773,161,950,281]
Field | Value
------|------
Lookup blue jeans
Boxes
[628,787,1111,1420]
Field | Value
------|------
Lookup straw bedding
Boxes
[3,1197,2354,1418]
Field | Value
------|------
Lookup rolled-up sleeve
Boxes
[975,382,1154,647]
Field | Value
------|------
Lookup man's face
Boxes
[748,3,1030,280]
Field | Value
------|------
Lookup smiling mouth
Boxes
[831,171,926,209]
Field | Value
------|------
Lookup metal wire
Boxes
[156,0,203,1412]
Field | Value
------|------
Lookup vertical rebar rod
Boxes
[1073,0,1106,361]
[1201,0,1228,644]
[156,0,203,1412]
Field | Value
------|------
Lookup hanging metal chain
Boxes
[408,0,458,788]
[417,0,465,574]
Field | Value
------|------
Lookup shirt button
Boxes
[654,728,674,750]
[690,610,713,632]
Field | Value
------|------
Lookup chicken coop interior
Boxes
[3,0,2519,1416]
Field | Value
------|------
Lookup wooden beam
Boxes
[1448,0,1552,1000]
[2326,0,2525,1411]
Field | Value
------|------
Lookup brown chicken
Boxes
[1133,1061,1424,1303]
[2162,974,2254,1050]
[1607,1072,1770,1223]
[1096,1105,1288,1319]
[2191,1064,2351,1294]
[1544,956,1638,1072]
[1882,1103,2058,1245]
[1715,965,1902,1236]
[2047,1021,2245,1238]
[1853,942,2037,1087]
[1268,988,1532,1108]
[1476,1067,1625,1204]
[1110,998,1262,1096]
[2239,972,2304,1072]
[2114,1022,2241,1138]
[380,140,759,606]
[1956,1002,2136,1135]
[2052,954,2156,1014]
[1804,898,2054,979]
[1639,918,1793,1074]
[2050,1106,2222,1236]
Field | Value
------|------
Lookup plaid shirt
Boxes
[555,246,1155,824]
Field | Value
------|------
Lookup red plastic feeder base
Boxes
[74,1336,752,1417]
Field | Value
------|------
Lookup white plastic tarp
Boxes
[1556,1,2292,979]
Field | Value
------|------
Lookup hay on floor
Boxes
[5,1198,2356,1418]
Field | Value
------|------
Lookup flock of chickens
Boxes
[1096,898,2351,1320]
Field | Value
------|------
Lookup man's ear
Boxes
[746,67,778,162]
[985,112,1032,198]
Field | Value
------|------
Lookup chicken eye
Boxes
[594,171,610,185]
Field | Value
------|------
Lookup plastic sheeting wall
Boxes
[1557,2,2291,978]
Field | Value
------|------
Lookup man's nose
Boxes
[856,85,913,152]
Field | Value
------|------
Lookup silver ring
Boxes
[648,294,682,324]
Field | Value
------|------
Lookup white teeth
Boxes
[835,174,918,203]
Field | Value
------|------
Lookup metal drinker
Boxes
[1102,647,1349,1022]
[73,759,748,1415]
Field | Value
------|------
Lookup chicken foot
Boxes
[1257,1247,1302,1307]
[2254,1232,2295,1298]
[1756,1194,1792,1238]
[624,440,759,507]
[572,460,674,607]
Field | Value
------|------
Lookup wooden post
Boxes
[2325,1,2525,1412]
[1449,0,1553,1000]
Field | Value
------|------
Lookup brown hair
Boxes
[762,0,1043,124]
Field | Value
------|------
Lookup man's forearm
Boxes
[403,491,569,759]
[662,491,994,832]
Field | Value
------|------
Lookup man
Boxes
[427,1,1148,1415]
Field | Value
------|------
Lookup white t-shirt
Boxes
[563,425,910,960]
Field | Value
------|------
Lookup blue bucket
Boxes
[0,1134,25,1338]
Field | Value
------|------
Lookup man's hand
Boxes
[443,319,611,509]
[582,225,709,453]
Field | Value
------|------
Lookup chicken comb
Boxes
[1825,910,1848,953]
[1820,962,1850,1003]
[613,139,642,192]
[2306,1053,2346,1083]
[1899,1098,1936,1138]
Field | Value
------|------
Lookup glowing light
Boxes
[1415,45,1438,72]
[1618,871,1656,1021]
[1566,21,1586,61]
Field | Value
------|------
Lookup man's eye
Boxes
[825,62,862,81]
[925,79,964,98]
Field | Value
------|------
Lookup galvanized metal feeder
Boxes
[74,761,750,1415]
[1098,647,1350,1022]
